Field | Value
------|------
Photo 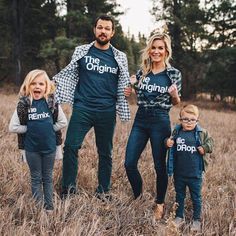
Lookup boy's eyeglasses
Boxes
[180,117,198,124]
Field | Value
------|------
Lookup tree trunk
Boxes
[12,0,24,85]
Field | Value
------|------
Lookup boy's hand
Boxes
[166,138,174,148]
[124,86,132,97]
[197,146,205,155]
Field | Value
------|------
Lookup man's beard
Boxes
[95,36,110,46]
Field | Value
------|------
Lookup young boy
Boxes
[166,104,213,232]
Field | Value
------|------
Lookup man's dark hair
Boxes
[94,15,115,31]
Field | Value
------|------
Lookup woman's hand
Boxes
[168,83,178,97]
[168,84,180,105]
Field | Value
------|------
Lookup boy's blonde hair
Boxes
[180,104,199,118]
[19,69,55,100]
[140,33,172,76]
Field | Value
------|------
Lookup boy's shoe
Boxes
[191,220,201,232]
[45,209,54,215]
[154,203,165,220]
[173,217,185,228]
[44,205,54,211]
[44,202,54,210]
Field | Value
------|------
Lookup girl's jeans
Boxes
[62,108,116,193]
[125,107,171,203]
[26,151,55,210]
[174,175,202,220]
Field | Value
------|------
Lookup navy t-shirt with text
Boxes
[24,98,56,154]
[174,129,203,178]
[74,45,119,112]
[138,70,171,107]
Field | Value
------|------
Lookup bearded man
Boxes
[53,15,130,199]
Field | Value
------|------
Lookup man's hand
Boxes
[124,86,132,97]
[130,75,137,85]
[124,75,138,97]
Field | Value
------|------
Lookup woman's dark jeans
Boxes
[125,107,171,203]
[26,151,55,210]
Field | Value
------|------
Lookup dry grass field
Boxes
[0,91,236,236]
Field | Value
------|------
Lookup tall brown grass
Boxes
[0,92,235,236]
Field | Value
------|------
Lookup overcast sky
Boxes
[116,0,157,38]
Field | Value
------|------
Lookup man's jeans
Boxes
[62,108,116,193]
[174,175,202,220]
[26,151,55,210]
[125,107,171,203]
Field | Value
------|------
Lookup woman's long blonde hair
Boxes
[140,33,172,76]
[19,69,55,101]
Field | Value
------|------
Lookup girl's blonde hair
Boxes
[140,33,172,76]
[19,69,55,100]
[180,104,200,118]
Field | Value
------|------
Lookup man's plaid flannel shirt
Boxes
[53,41,131,121]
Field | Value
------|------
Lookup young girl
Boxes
[9,69,67,211]
[124,33,181,220]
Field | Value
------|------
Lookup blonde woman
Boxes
[124,33,181,220]
[9,69,67,211]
